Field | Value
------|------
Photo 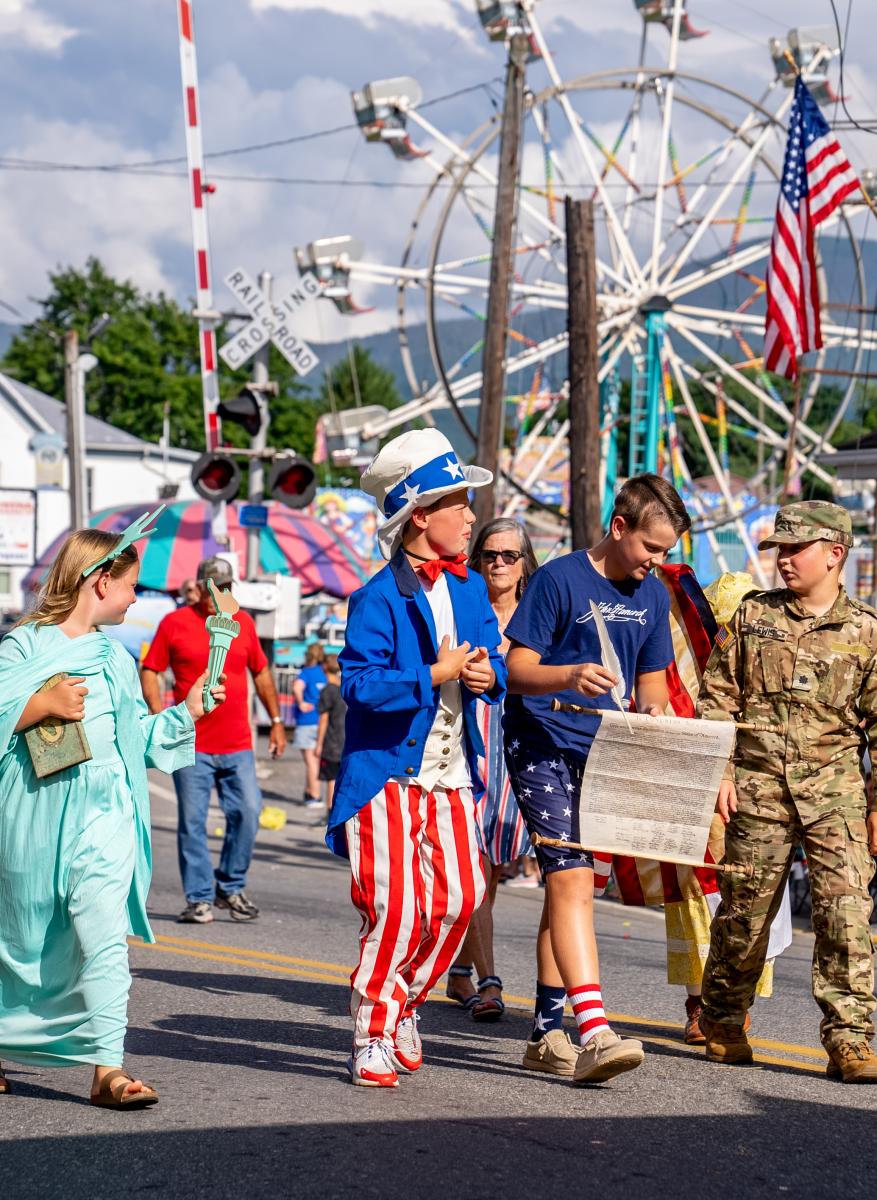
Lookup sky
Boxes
[1,0,876,349]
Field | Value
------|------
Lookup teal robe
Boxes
[0,623,195,1067]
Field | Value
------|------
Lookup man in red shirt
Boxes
[141,557,287,924]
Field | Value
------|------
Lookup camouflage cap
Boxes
[757,500,853,551]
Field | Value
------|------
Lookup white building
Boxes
[0,372,199,612]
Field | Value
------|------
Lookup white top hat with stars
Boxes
[360,428,493,560]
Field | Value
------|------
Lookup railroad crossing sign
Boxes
[219,267,320,376]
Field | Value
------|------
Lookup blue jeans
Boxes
[173,750,262,903]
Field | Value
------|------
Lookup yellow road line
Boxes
[151,934,350,977]
[135,940,350,987]
[133,935,827,1067]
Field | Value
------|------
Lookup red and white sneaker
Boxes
[391,1013,423,1074]
[348,1040,399,1088]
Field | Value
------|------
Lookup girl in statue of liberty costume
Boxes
[0,516,225,1109]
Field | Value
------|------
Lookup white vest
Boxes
[400,572,470,792]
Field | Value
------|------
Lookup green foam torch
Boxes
[203,577,241,714]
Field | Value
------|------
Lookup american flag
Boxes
[764,76,859,380]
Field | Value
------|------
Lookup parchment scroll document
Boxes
[578,712,736,867]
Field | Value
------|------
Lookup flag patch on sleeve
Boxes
[715,624,734,652]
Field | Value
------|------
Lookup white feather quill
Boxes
[589,600,633,732]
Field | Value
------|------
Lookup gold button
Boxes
[444,717,452,726]
[405,767,415,775]
[442,734,450,741]
[407,738,416,746]
[442,747,450,756]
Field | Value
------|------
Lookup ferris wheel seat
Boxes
[633,0,707,38]
[352,77,427,156]
[770,28,840,96]
[475,0,524,40]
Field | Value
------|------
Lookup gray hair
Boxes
[469,518,539,600]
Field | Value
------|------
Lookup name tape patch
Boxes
[743,621,789,642]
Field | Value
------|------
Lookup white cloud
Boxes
[0,0,76,53]
[250,0,471,33]
[0,119,183,311]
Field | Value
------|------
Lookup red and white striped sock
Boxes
[569,983,610,1046]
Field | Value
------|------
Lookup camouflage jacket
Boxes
[696,587,877,812]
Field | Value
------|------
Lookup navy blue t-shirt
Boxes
[503,551,673,760]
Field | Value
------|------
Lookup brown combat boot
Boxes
[826,1042,877,1083]
[684,997,705,1045]
[701,1014,754,1065]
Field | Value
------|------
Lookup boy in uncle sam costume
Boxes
[327,429,507,1087]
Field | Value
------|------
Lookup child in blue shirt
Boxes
[505,474,690,1085]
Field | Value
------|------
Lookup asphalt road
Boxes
[3,748,877,1200]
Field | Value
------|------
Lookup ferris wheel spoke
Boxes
[408,107,568,247]
[675,302,877,355]
[530,100,565,228]
[664,338,769,583]
[666,237,773,304]
[646,0,685,291]
[670,319,830,460]
[649,116,770,280]
[659,88,795,292]
[648,69,786,280]
[670,318,803,435]
[527,12,645,290]
[674,357,834,496]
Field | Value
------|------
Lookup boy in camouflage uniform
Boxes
[697,501,877,1083]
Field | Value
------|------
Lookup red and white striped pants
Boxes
[346,781,485,1049]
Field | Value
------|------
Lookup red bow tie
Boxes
[417,554,468,584]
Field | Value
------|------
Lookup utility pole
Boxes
[64,329,87,531]
[474,31,529,526]
[565,196,602,550]
[246,270,272,581]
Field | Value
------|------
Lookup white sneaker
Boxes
[390,1013,423,1073]
[347,1040,399,1088]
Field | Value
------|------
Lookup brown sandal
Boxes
[90,1070,159,1110]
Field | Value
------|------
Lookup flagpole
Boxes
[781,372,802,500]
[530,835,754,876]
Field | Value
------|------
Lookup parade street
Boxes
[0,750,873,1200]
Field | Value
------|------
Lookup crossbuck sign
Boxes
[219,267,320,377]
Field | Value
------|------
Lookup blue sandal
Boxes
[447,965,479,1011]
[473,975,505,1023]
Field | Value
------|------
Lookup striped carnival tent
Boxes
[23,500,370,599]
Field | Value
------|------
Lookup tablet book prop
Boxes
[203,578,240,714]
[24,673,93,779]
[533,708,750,876]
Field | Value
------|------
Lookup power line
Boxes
[828,0,877,136]
[0,78,503,176]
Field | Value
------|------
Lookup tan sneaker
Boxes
[573,1029,644,1086]
[522,1029,579,1077]
[701,1015,754,1065]
[826,1042,877,1083]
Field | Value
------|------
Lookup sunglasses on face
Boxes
[481,549,524,565]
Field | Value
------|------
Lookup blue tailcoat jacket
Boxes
[326,550,507,857]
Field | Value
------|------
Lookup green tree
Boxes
[318,343,402,413]
[1,258,323,454]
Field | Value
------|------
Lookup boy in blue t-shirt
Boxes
[505,474,691,1086]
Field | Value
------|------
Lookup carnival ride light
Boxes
[351,76,427,161]
[633,0,707,41]
[294,236,371,315]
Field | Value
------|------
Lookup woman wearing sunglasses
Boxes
[446,518,538,1021]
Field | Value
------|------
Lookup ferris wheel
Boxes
[296,0,877,578]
